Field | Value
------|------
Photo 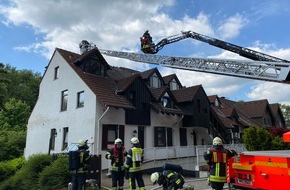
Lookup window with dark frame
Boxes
[61,90,68,111]
[150,73,161,88]
[62,127,69,150]
[50,128,57,150]
[154,127,172,147]
[161,93,175,109]
[77,91,84,108]
[102,125,125,150]
[170,79,179,90]
[54,66,59,80]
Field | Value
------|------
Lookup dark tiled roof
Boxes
[208,95,218,104]
[237,99,269,118]
[140,68,156,79]
[172,85,202,103]
[162,74,175,84]
[212,107,236,128]
[149,86,168,101]
[219,98,263,127]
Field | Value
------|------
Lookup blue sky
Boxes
[1,0,290,105]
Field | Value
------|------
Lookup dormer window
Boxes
[161,92,175,108]
[170,79,179,90]
[82,57,106,76]
[214,99,220,107]
[150,73,161,88]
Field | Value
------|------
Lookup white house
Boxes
[25,47,217,169]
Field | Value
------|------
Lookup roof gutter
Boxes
[95,106,110,155]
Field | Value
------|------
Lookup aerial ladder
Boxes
[79,29,290,84]
[98,49,290,83]
[140,30,290,63]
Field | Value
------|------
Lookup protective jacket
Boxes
[158,170,184,190]
[203,145,236,183]
[77,149,91,174]
[125,144,143,172]
[106,146,127,171]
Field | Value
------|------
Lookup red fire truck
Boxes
[228,132,290,190]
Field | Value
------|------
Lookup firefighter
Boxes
[125,137,146,190]
[105,138,127,190]
[72,139,91,190]
[150,170,185,190]
[203,137,236,190]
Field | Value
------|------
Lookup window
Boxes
[129,91,136,106]
[150,73,161,88]
[77,91,84,108]
[214,99,219,107]
[154,127,172,147]
[62,127,69,150]
[170,79,179,90]
[61,90,68,111]
[161,93,175,108]
[54,66,59,80]
[49,128,57,151]
[102,125,124,150]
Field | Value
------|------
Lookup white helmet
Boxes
[115,138,123,144]
[213,137,222,145]
[150,172,159,184]
[77,139,88,147]
[131,137,139,144]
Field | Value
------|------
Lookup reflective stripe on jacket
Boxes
[125,146,143,172]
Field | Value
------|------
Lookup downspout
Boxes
[95,106,110,155]
[171,115,184,158]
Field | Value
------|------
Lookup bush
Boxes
[0,154,52,190]
[271,136,290,150]
[0,157,24,182]
[243,126,272,151]
[38,155,71,190]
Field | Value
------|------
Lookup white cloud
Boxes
[247,82,290,105]
[217,13,248,39]
[1,0,290,106]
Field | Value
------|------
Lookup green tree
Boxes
[4,64,41,110]
[243,126,272,151]
[0,63,9,109]
[280,104,290,126]
[0,130,26,161]
[0,98,30,131]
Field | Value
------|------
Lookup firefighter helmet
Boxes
[77,139,88,147]
[130,137,139,144]
[150,172,159,184]
[213,137,222,145]
[114,138,123,144]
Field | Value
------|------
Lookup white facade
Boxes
[25,49,213,170]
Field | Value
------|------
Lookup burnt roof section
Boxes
[73,48,111,70]
[107,66,139,81]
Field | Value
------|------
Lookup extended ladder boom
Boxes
[99,49,290,84]
[143,31,290,63]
